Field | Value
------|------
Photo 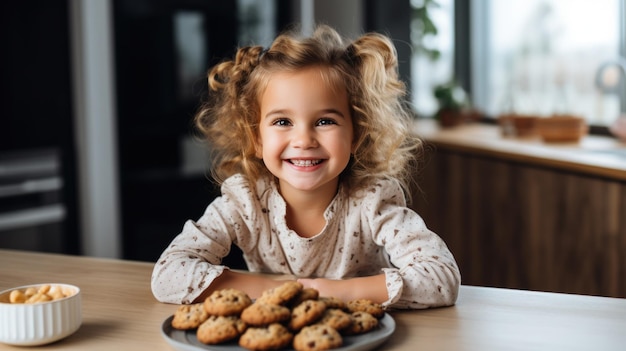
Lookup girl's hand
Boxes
[297,278,349,300]
[193,271,296,302]
[297,274,388,304]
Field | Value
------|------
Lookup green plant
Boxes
[433,80,474,126]
[433,80,469,111]
[411,0,441,61]
[411,0,476,126]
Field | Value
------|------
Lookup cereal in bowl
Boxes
[8,284,73,304]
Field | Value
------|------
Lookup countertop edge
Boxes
[412,119,626,181]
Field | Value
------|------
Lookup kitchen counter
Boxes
[413,119,626,181]
[1,249,626,350]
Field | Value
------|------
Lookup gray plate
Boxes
[161,313,396,351]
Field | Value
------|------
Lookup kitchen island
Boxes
[411,119,626,298]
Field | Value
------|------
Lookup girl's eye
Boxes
[272,118,291,127]
[317,118,337,126]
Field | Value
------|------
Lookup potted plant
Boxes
[412,1,477,127]
[433,80,473,127]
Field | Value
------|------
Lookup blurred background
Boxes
[1,0,624,265]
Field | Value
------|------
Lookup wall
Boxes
[314,0,363,38]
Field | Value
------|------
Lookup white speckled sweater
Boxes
[151,174,460,309]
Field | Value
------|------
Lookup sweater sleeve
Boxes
[150,175,256,304]
[364,179,461,309]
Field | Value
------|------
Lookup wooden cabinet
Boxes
[411,146,626,298]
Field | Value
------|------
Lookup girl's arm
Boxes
[151,175,269,304]
[297,274,388,304]
[359,179,461,309]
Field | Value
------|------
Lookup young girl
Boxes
[151,25,460,309]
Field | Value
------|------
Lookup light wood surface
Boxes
[1,249,626,350]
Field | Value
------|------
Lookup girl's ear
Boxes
[255,138,263,158]
[349,116,358,154]
[350,134,358,154]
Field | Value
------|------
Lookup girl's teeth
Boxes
[291,159,320,166]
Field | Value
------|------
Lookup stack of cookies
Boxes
[169,281,385,351]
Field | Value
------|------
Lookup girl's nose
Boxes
[292,127,318,148]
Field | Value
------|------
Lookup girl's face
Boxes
[257,67,354,198]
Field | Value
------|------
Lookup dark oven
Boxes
[0,149,67,252]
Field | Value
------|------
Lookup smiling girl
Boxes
[151,25,460,309]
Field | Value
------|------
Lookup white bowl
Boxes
[0,283,82,346]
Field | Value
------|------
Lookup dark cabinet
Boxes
[0,1,79,255]
[412,147,626,298]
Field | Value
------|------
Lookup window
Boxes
[471,0,625,127]
[410,0,456,118]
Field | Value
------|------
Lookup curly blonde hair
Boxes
[194,25,421,196]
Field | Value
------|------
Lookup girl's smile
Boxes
[288,159,323,167]
[287,158,324,170]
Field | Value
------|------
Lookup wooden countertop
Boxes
[1,249,626,350]
[413,119,626,181]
